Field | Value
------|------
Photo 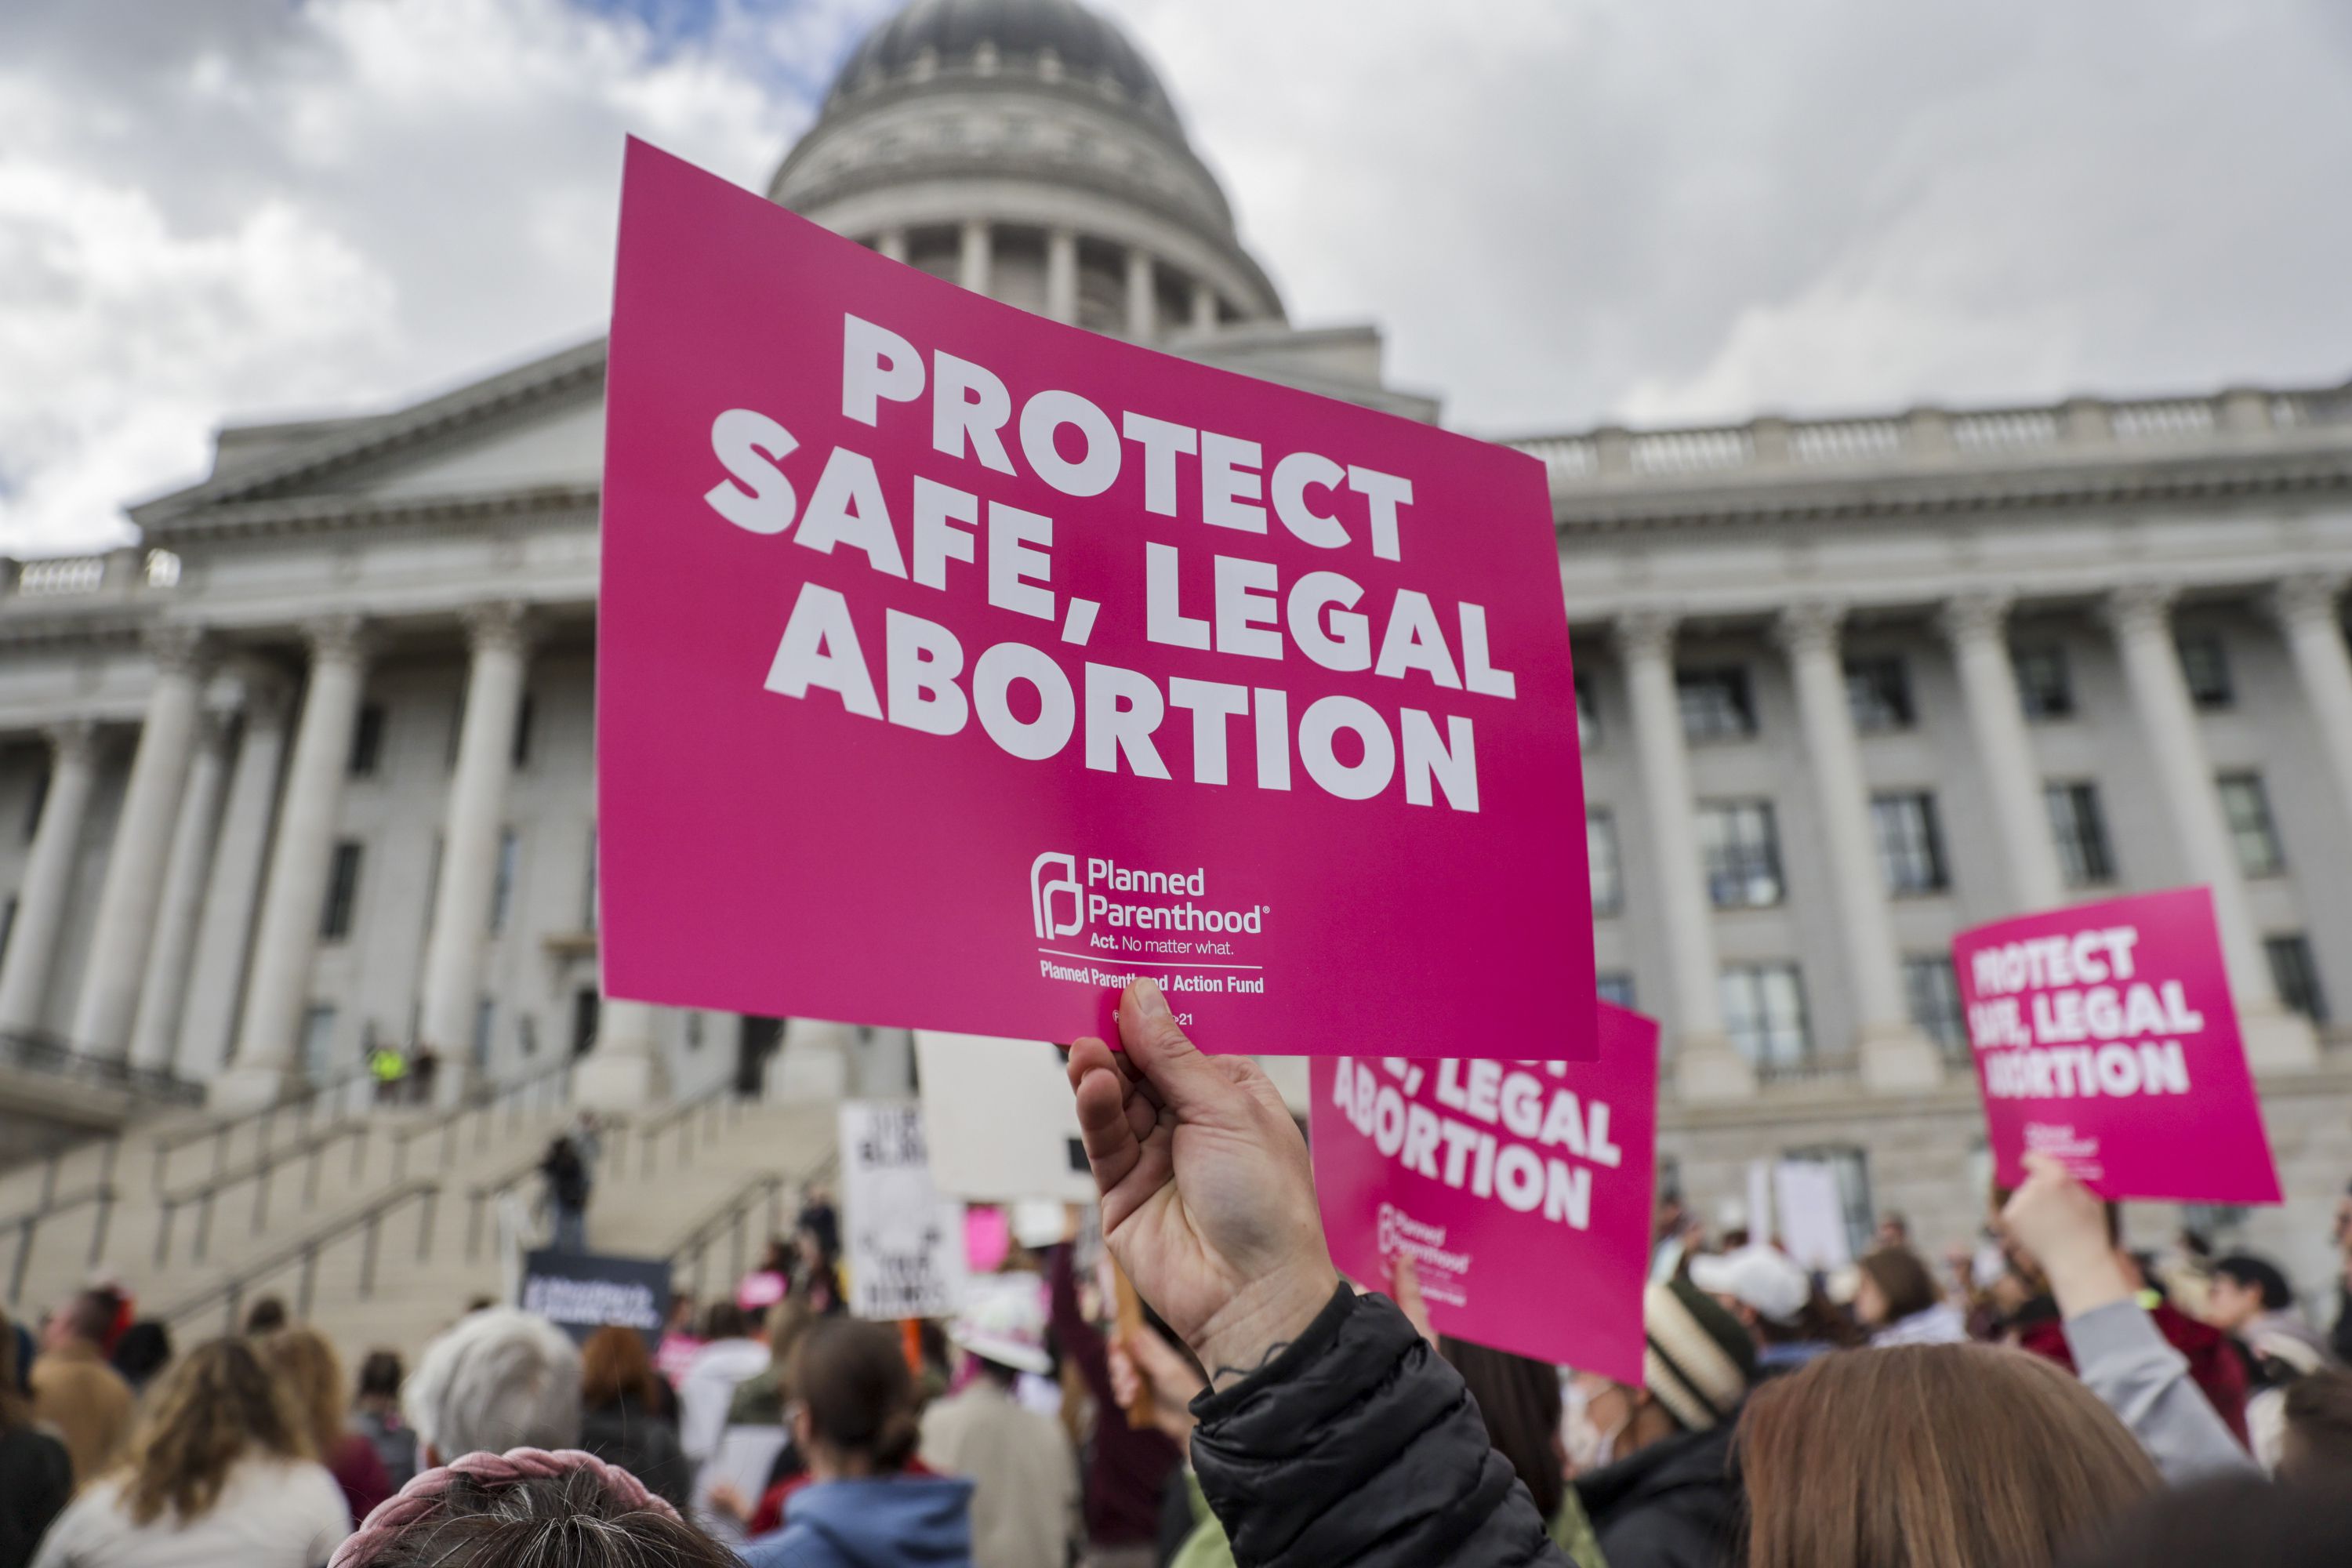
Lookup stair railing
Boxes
[151,1120,372,1266]
[154,1178,442,1338]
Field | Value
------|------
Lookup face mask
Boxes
[1563,1381,1630,1475]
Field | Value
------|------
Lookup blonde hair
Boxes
[257,1326,348,1462]
[122,1338,312,1526]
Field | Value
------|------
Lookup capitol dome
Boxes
[768,0,1284,337]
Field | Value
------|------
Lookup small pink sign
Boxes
[1951,886,2281,1203]
[1308,1004,1659,1381]
[597,140,1595,1058]
[964,1206,1011,1275]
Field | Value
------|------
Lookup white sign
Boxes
[1772,1160,1853,1273]
[913,1032,1100,1203]
[840,1101,967,1319]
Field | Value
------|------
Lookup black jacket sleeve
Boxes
[1186,1286,1574,1568]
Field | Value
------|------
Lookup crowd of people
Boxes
[5,976,2352,1566]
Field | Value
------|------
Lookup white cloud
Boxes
[3,0,2349,554]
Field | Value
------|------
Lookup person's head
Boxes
[44,1288,114,1352]
[948,1275,1052,1386]
[579,1327,660,1413]
[2280,1366,2352,1485]
[696,1301,750,1343]
[1440,1338,1564,1522]
[405,1308,582,1465]
[0,1305,31,1432]
[257,1326,349,1461]
[2060,1473,2352,1568]
[2204,1254,2293,1332]
[795,1202,840,1269]
[1569,1279,1755,1471]
[242,1295,289,1336]
[325,1448,735,1568]
[1875,1212,1911,1250]
[1689,1245,1814,1345]
[765,1295,816,1369]
[123,1337,314,1526]
[111,1320,174,1390]
[1853,1247,1942,1330]
[663,1293,697,1334]
[790,1317,920,1480]
[358,1349,405,1409]
[1737,1342,2158,1568]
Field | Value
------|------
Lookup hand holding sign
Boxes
[1065,979,1338,1388]
[1999,1152,2134,1319]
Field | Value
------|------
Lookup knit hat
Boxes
[329,1448,677,1568]
[1642,1279,1755,1432]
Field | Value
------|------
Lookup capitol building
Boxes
[6,0,2352,1290]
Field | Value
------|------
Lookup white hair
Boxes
[404,1307,583,1461]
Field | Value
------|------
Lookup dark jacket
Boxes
[0,1426,73,1568]
[581,1398,695,1511]
[1187,1286,1567,1566]
[1047,1243,1180,1546]
[1573,1424,1739,1568]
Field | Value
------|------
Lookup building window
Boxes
[489,827,521,935]
[471,997,495,1069]
[1722,962,1811,1070]
[300,1004,339,1083]
[1676,668,1755,742]
[2045,782,2115,887]
[2266,935,2328,1023]
[1588,811,1622,916]
[2218,772,2284,877]
[1871,792,1949,895]
[1844,657,1913,732]
[2178,634,2233,710]
[685,1013,707,1051]
[1697,800,1783,908]
[320,840,364,941]
[348,703,387,777]
[1597,971,1635,1009]
[1904,954,1967,1057]
[1574,673,1599,750]
[1780,1144,1876,1264]
[583,828,599,931]
[0,895,15,965]
[2014,647,2073,720]
[512,694,535,768]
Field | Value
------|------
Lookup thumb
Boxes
[1118,980,1232,1116]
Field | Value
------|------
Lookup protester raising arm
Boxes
[1065,978,1570,1567]
[2001,1153,2257,1485]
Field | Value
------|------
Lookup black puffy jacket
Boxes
[1572,1422,1740,1568]
[1186,1286,1574,1566]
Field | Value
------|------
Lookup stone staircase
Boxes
[1,1084,837,1367]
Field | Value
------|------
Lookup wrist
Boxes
[1190,1260,1341,1388]
[2045,1253,2134,1319]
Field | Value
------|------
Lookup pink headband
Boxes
[329,1446,682,1568]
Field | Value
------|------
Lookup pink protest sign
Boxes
[1951,887,2281,1203]
[598,140,1594,1058]
[1308,1005,1658,1380]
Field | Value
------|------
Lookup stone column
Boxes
[2106,584,2316,1070]
[1189,280,1218,332]
[217,616,372,1108]
[416,603,531,1104]
[575,994,666,1111]
[1613,613,1755,1101]
[874,229,909,264]
[2269,575,2352,823]
[1939,592,2066,913]
[957,220,992,296]
[176,681,291,1082]
[1124,248,1156,340]
[1777,604,1942,1091]
[1044,228,1080,324]
[0,721,103,1036]
[767,1016,856,1102]
[127,710,233,1073]
[71,625,212,1058]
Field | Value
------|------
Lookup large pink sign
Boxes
[1951,887,2280,1203]
[597,141,1595,1058]
[1308,1005,1658,1380]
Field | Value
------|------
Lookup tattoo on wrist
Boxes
[1209,1341,1293,1390]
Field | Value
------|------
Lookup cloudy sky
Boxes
[3,0,2348,555]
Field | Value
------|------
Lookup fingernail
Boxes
[1133,978,1168,1017]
